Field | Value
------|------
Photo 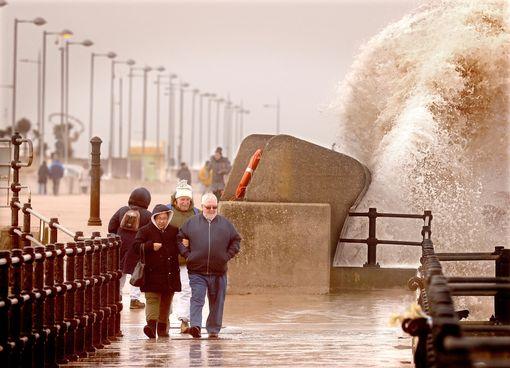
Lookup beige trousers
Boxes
[145,292,174,323]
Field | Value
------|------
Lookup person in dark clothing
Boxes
[209,147,231,200]
[133,204,181,338]
[49,158,64,196]
[177,162,192,184]
[108,187,152,309]
[178,192,241,339]
[37,161,50,195]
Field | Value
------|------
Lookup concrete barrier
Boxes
[220,201,331,294]
[238,134,371,260]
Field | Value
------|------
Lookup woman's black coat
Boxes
[133,204,181,293]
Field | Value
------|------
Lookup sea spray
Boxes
[331,0,509,292]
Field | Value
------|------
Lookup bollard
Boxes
[364,208,380,267]
[75,241,87,358]
[0,251,11,363]
[33,246,47,368]
[64,242,79,361]
[54,243,68,364]
[43,244,57,367]
[21,246,35,367]
[83,240,96,354]
[88,137,102,226]
[495,247,510,324]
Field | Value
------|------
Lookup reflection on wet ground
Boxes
[62,290,415,367]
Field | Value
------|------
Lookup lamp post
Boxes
[177,82,189,166]
[206,93,216,155]
[198,92,209,163]
[89,51,116,139]
[19,56,42,162]
[223,98,232,158]
[165,74,178,168]
[42,29,73,163]
[127,67,143,178]
[64,39,93,163]
[153,67,166,155]
[215,97,224,148]
[263,97,280,134]
[12,16,46,131]
[108,58,135,177]
[239,107,250,144]
[190,88,199,166]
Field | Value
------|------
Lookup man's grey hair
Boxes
[201,192,218,205]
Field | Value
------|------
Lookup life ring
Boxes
[235,149,262,200]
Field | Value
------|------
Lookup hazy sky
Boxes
[0,0,420,163]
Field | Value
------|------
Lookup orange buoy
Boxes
[235,149,262,200]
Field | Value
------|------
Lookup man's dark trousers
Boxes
[189,273,227,334]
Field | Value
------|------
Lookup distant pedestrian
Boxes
[177,162,192,184]
[79,163,90,194]
[178,192,241,339]
[209,147,231,200]
[198,160,212,194]
[166,180,201,334]
[37,161,50,195]
[49,157,64,196]
[133,204,181,339]
[108,187,152,310]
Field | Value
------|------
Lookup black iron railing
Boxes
[339,207,432,267]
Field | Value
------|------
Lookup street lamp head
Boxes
[156,66,165,72]
[217,98,225,103]
[144,66,152,72]
[60,29,73,39]
[107,52,116,58]
[193,88,200,93]
[81,39,93,47]
[32,17,46,26]
[209,93,217,98]
[126,59,136,66]
[0,1,7,7]
[170,73,178,79]
[245,110,251,114]
[181,82,189,88]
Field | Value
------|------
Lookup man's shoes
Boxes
[189,326,201,338]
[208,333,218,339]
[143,320,157,339]
[180,320,190,334]
[157,322,169,338]
[130,299,145,309]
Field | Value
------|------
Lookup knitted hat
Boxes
[175,180,192,199]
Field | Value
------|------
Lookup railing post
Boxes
[100,238,111,345]
[64,242,79,361]
[75,241,87,358]
[114,235,123,337]
[10,248,23,366]
[0,251,12,363]
[33,246,47,368]
[10,132,22,250]
[106,235,117,341]
[21,246,35,367]
[43,244,57,367]
[83,240,96,354]
[88,137,102,226]
[92,238,104,349]
[364,207,379,267]
[494,247,510,324]
[54,243,68,364]
[49,218,59,244]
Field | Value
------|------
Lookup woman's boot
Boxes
[143,320,157,338]
[157,322,169,338]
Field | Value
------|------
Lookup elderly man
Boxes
[166,180,200,333]
[178,192,241,338]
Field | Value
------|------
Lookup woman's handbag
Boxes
[129,245,145,287]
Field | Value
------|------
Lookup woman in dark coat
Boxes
[108,187,152,309]
[133,204,181,338]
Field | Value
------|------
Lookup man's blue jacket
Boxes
[177,214,241,275]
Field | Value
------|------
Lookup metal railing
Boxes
[403,227,510,368]
[339,207,432,267]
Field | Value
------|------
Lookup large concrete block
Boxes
[220,201,331,294]
[244,135,370,260]
[222,134,274,200]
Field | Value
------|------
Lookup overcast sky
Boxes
[0,0,420,163]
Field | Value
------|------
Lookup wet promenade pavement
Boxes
[62,290,415,368]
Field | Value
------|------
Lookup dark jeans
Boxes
[189,273,227,334]
[52,178,61,196]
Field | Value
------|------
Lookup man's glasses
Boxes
[203,205,218,210]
